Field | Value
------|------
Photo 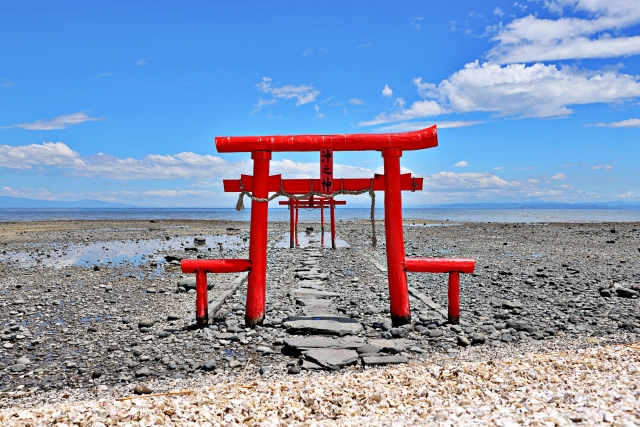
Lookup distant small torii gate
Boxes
[180,126,476,328]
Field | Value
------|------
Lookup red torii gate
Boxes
[278,197,346,248]
[181,126,476,328]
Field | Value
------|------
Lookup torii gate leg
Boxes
[382,148,411,326]
[320,204,325,246]
[289,199,295,249]
[295,206,299,247]
[330,202,336,249]
[246,150,271,327]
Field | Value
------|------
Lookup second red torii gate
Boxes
[278,197,347,248]
[181,126,476,328]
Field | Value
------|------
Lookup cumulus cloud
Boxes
[0,142,376,181]
[256,77,320,107]
[592,118,640,128]
[487,0,640,63]
[5,112,105,131]
[375,121,484,132]
[349,99,363,105]
[361,61,640,125]
[552,173,568,180]
[382,84,393,97]
[454,161,468,167]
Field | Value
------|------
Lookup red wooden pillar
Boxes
[246,150,271,327]
[295,206,299,247]
[289,199,294,249]
[195,269,208,328]
[320,202,325,246]
[448,271,460,325]
[330,201,336,249]
[382,148,411,326]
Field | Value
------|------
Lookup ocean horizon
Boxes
[0,207,638,223]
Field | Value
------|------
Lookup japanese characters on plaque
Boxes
[320,148,333,194]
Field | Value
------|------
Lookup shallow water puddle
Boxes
[274,232,349,248]
[0,234,245,268]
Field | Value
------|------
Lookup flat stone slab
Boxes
[362,355,409,366]
[296,272,329,280]
[292,288,340,298]
[303,348,359,369]
[283,316,364,336]
[298,282,326,289]
[369,338,416,353]
[283,336,366,350]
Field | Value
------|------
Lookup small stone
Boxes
[256,346,274,354]
[202,359,217,371]
[457,336,471,347]
[616,288,639,298]
[287,365,301,374]
[471,333,487,344]
[134,384,153,395]
[166,361,177,370]
[381,322,392,331]
[138,319,155,328]
[355,344,381,355]
[362,355,408,366]
[16,357,30,365]
[502,300,523,309]
[9,364,26,372]
[92,370,103,379]
[88,327,98,333]
[135,367,151,377]
[429,329,444,338]
[390,328,409,338]
[259,366,271,375]
[229,360,243,369]
[167,313,180,321]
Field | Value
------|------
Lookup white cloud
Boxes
[411,16,423,31]
[454,161,468,167]
[593,118,640,128]
[349,98,363,105]
[374,121,484,132]
[314,105,324,118]
[0,78,14,87]
[256,77,320,106]
[358,100,446,126]
[382,84,393,97]
[92,72,112,78]
[136,58,148,66]
[592,164,614,170]
[494,166,506,170]
[488,1,640,63]
[552,173,568,180]
[2,186,11,191]
[493,7,505,17]
[5,112,105,131]
[0,142,377,181]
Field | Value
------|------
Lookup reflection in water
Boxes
[0,234,245,269]
[274,232,349,248]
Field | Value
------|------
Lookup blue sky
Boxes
[1,0,639,207]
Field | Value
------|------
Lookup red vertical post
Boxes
[195,269,208,328]
[448,271,460,325]
[245,150,271,327]
[382,148,411,326]
[320,203,325,246]
[295,206,299,247]
[330,201,336,249]
[289,199,294,249]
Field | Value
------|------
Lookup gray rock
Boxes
[282,316,364,336]
[138,319,155,328]
[502,300,523,309]
[167,313,180,321]
[9,364,26,372]
[501,333,514,343]
[362,355,409,366]
[15,357,30,365]
[283,336,366,350]
[355,344,381,355]
[135,367,151,377]
[288,365,301,374]
[429,329,444,338]
[390,328,409,338]
[256,346,274,354]
[369,338,416,354]
[259,366,271,375]
[229,360,243,369]
[303,348,358,369]
[301,360,324,370]
[381,322,393,331]
[471,333,487,344]
[457,336,471,347]
[202,359,217,371]
[616,288,639,298]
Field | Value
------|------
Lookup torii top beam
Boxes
[215,126,438,153]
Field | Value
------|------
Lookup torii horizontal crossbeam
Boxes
[223,173,422,193]
[215,126,438,153]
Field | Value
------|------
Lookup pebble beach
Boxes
[0,218,639,425]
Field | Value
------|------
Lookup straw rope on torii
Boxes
[235,177,379,247]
